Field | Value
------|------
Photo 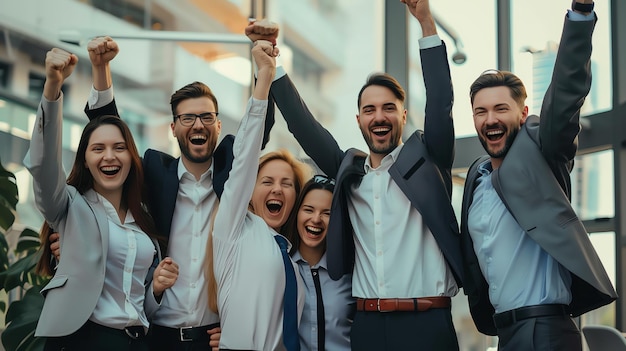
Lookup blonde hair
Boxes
[205,149,311,313]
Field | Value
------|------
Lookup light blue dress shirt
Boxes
[467,160,572,313]
[293,251,354,351]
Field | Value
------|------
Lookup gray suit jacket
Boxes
[270,43,463,286]
[460,14,617,335]
[25,96,159,337]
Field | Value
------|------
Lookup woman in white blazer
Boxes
[25,48,178,351]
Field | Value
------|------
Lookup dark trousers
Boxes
[148,323,219,351]
[43,321,148,351]
[497,315,581,350]
[350,308,459,351]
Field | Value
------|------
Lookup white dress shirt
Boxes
[348,144,458,299]
[213,98,305,351]
[89,87,219,327]
[90,192,157,330]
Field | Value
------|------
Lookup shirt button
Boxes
[379,282,383,287]
[486,257,492,263]
[375,220,380,225]
[190,283,196,288]
[377,251,382,256]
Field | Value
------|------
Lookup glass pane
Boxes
[511,1,612,117]
[571,150,615,220]
[581,232,616,327]
[409,0,498,137]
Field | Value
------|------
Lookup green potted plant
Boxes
[0,157,48,351]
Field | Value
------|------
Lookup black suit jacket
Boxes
[85,98,274,242]
[271,43,463,287]
[460,15,617,336]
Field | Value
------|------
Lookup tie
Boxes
[311,268,325,351]
[274,235,300,351]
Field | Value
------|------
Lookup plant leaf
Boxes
[16,229,41,256]
[2,287,44,351]
[0,254,38,291]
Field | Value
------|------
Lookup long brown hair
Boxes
[35,222,55,277]
[36,115,162,276]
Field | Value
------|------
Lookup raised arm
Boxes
[539,1,596,163]
[212,40,277,242]
[25,49,78,224]
[246,20,344,178]
[404,0,455,169]
[84,36,120,119]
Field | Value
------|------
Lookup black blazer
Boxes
[460,15,617,336]
[85,98,274,241]
[270,43,463,287]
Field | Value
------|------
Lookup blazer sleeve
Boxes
[539,15,596,164]
[84,99,120,121]
[421,43,455,171]
[271,74,345,178]
[24,94,70,226]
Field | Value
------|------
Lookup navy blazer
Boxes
[270,43,463,286]
[460,15,617,336]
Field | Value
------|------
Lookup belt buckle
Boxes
[179,326,193,342]
[124,327,141,340]
[377,299,395,312]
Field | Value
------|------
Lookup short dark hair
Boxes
[357,73,406,109]
[170,81,219,120]
[469,70,527,109]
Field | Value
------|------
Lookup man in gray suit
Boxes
[460,1,617,350]
[250,0,462,349]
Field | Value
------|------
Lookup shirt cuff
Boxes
[419,34,443,49]
[567,9,595,21]
[88,86,114,109]
[249,97,269,115]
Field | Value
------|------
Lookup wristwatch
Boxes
[572,1,594,13]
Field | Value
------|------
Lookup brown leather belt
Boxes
[356,297,451,312]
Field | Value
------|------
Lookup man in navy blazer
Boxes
[250,1,462,349]
[460,1,617,350]
[81,37,275,351]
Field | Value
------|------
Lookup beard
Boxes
[361,125,402,156]
[177,138,216,164]
[479,126,519,159]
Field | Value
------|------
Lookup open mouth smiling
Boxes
[486,129,505,141]
[190,134,207,145]
[305,225,323,236]
[100,166,121,176]
[266,200,284,214]
[371,126,391,137]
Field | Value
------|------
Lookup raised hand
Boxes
[245,18,280,44]
[251,40,277,100]
[44,48,78,100]
[401,0,436,37]
[153,257,179,297]
[49,232,61,261]
[87,36,119,67]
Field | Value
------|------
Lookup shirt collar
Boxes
[293,250,328,269]
[477,159,493,176]
[177,158,214,182]
[94,192,135,225]
[364,143,403,173]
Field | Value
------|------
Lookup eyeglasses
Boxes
[175,112,219,127]
[312,175,335,186]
